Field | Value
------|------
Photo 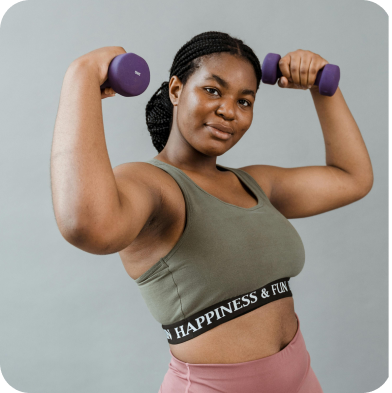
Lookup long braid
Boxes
[145,31,262,153]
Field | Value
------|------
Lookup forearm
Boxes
[310,86,373,188]
[50,60,120,235]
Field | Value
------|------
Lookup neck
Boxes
[155,125,221,176]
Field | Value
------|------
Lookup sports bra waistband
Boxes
[162,277,292,345]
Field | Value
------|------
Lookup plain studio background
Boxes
[0,0,387,392]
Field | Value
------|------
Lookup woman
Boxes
[51,31,373,392]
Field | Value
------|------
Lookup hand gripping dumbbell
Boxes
[261,53,340,97]
[100,53,150,97]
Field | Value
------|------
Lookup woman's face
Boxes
[168,52,258,157]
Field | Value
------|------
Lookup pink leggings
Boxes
[158,313,323,393]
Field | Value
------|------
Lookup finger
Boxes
[307,57,316,87]
[308,57,321,87]
[101,90,116,99]
[278,76,296,89]
[106,87,116,95]
[101,87,116,97]
[278,55,292,82]
[278,76,287,88]
[308,58,329,87]
[290,54,301,85]
[299,55,312,88]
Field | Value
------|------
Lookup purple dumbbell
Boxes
[100,53,150,97]
[261,53,340,97]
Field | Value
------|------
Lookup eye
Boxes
[204,88,252,108]
[205,87,219,96]
[239,99,252,108]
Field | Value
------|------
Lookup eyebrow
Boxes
[204,74,255,98]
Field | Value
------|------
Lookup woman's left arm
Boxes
[241,50,374,219]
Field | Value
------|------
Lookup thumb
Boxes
[101,87,116,99]
[278,77,287,88]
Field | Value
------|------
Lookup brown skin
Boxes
[156,52,256,172]
[51,47,373,364]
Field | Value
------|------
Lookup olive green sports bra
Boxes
[135,159,305,344]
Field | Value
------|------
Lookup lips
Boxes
[205,123,233,134]
[205,125,233,140]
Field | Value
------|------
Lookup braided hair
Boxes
[145,31,262,153]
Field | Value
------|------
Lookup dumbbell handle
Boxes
[275,66,322,87]
[100,80,112,89]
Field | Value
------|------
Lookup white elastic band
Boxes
[185,363,191,393]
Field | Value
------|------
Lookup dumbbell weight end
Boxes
[99,53,150,97]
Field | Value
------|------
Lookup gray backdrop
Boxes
[0,0,387,392]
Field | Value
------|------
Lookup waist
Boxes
[170,296,297,364]
[163,277,292,345]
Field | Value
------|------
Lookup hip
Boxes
[160,311,323,393]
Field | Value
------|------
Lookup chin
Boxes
[196,143,230,157]
[186,133,233,157]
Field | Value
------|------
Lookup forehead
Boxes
[194,52,257,89]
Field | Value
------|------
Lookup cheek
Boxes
[178,94,208,131]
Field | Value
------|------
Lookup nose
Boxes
[216,98,235,120]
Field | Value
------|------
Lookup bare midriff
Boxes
[168,296,298,364]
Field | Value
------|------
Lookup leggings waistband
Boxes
[169,312,302,373]
[160,313,325,393]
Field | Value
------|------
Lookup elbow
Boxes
[60,221,112,255]
[53,209,114,254]
[55,215,83,245]
[364,172,374,195]
[356,175,374,199]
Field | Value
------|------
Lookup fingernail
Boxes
[308,85,312,89]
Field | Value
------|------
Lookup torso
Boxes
[118,160,299,364]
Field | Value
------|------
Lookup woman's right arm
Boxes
[50,47,162,255]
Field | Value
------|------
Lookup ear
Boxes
[168,76,183,106]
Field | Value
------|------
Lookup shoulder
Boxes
[113,161,163,198]
[113,160,186,215]
[113,160,165,175]
[113,161,168,185]
[237,164,277,200]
